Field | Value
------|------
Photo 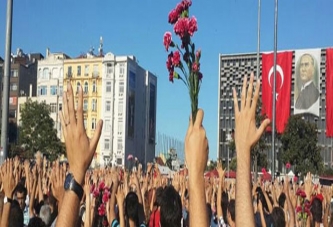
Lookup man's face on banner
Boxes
[299,54,314,83]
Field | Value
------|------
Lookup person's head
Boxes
[125,192,139,225]
[221,191,229,223]
[28,217,46,227]
[227,199,235,224]
[311,198,323,223]
[14,183,27,211]
[39,205,52,226]
[160,185,182,227]
[299,54,315,83]
[8,200,24,227]
[278,192,286,209]
[154,187,164,207]
[271,207,286,227]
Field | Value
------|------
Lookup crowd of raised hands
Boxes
[0,73,331,227]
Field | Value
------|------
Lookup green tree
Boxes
[280,115,323,176]
[229,157,237,171]
[19,99,65,161]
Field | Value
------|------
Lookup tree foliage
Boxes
[19,99,65,161]
[229,157,237,171]
[280,115,323,176]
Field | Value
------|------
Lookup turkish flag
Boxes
[326,49,333,137]
[261,51,293,133]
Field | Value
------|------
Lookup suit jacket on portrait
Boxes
[295,81,319,110]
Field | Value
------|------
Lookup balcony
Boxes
[66,73,73,78]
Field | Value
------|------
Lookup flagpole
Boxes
[1,0,13,164]
[271,0,279,180]
[254,0,261,182]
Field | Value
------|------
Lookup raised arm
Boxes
[185,109,209,227]
[56,83,103,227]
[233,73,270,227]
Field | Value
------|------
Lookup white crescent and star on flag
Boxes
[268,64,284,101]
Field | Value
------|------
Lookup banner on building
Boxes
[294,49,321,117]
[149,83,156,144]
[326,49,333,137]
[262,51,293,133]
[127,71,136,138]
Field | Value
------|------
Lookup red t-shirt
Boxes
[149,209,160,227]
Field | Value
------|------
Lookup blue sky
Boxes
[0,0,332,160]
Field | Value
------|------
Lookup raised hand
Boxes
[185,109,208,176]
[0,159,16,198]
[233,73,270,155]
[60,83,103,184]
[51,160,66,203]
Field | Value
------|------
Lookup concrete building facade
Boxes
[100,52,157,168]
[37,49,70,138]
[218,48,333,170]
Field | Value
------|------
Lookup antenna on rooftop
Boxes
[98,36,103,56]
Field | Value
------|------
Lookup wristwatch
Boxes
[64,173,84,200]
[4,196,13,204]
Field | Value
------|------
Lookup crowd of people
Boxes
[0,73,331,227]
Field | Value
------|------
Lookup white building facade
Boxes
[100,52,157,168]
[37,49,69,139]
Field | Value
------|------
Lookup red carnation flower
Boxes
[286,162,291,169]
[173,51,181,66]
[169,71,174,82]
[192,62,199,72]
[174,17,189,38]
[163,32,173,51]
[102,220,108,226]
[293,176,298,182]
[99,181,105,191]
[168,9,179,24]
[261,168,266,174]
[196,49,201,60]
[98,204,106,216]
[166,52,174,71]
[188,16,198,36]
[181,0,192,10]
[198,72,203,80]
[176,3,184,14]
[295,206,302,213]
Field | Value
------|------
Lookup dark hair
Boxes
[207,203,212,225]
[28,217,46,227]
[311,198,323,223]
[228,199,235,222]
[9,200,24,227]
[221,191,229,224]
[271,207,285,227]
[160,186,182,227]
[125,192,139,225]
[256,187,269,213]
[154,187,164,207]
[278,193,286,209]
[14,183,27,197]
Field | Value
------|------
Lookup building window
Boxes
[50,86,57,95]
[59,103,62,111]
[93,64,99,77]
[84,65,89,76]
[77,66,81,76]
[106,101,111,112]
[76,82,81,94]
[43,68,49,79]
[84,119,87,129]
[92,99,97,112]
[119,82,124,95]
[83,99,88,111]
[11,70,18,77]
[59,86,63,96]
[92,81,97,93]
[67,66,72,77]
[50,103,57,113]
[39,86,47,96]
[10,83,17,91]
[91,118,96,130]
[105,119,111,131]
[107,63,113,76]
[104,139,110,150]
[116,158,122,165]
[117,139,122,150]
[106,81,112,93]
[118,122,123,135]
[84,82,88,94]
[119,63,125,75]
[118,104,123,116]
